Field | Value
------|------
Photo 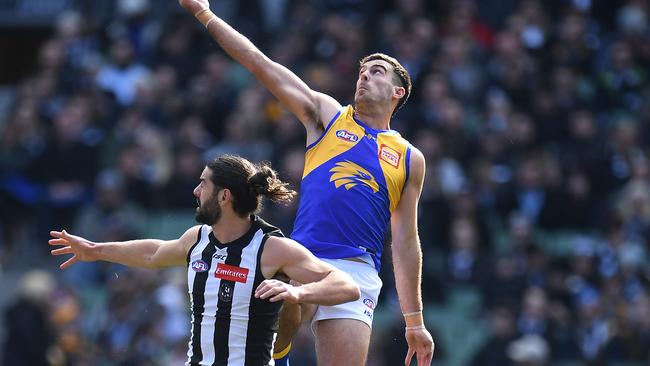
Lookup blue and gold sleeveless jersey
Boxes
[291,105,411,271]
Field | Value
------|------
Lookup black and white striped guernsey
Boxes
[186,215,284,366]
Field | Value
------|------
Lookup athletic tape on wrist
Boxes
[403,310,423,317]
[405,325,426,331]
[194,8,215,28]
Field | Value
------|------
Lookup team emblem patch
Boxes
[336,130,359,143]
[191,260,209,272]
[379,144,401,168]
[214,263,249,283]
[219,282,234,302]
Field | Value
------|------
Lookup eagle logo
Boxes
[329,160,379,193]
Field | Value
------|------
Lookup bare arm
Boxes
[178,0,341,141]
[255,236,360,305]
[49,226,201,269]
[390,148,434,365]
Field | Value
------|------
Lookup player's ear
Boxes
[218,188,232,205]
[393,86,405,99]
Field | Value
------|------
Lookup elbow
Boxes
[144,255,161,269]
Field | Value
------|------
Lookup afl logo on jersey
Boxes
[329,160,379,193]
[336,130,359,143]
[379,144,401,168]
[191,260,209,272]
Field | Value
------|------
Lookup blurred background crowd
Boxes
[0,0,649,365]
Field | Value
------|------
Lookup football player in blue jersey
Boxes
[179,1,435,365]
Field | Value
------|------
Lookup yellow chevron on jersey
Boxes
[303,106,365,178]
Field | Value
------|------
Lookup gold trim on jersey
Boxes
[303,106,361,178]
[377,134,409,212]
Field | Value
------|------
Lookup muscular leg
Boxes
[274,302,301,354]
[314,319,371,366]
[273,303,317,363]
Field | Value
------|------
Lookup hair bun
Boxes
[248,166,275,196]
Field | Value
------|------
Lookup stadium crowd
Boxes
[1,0,649,365]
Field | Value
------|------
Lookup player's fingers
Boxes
[60,256,78,270]
[51,247,72,256]
[417,349,432,366]
[254,281,270,294]
[255,280,280,297]
[405,348,415,366]
[258,285,285,299]
[48,238,68,246]
[269,292,289,302]
[62,230,77,241]
[424,350,434,365]
[50,230,64,237]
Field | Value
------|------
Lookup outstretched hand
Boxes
[49,230,97,269]
[178,0,210,15]
[405,327,434,366]
[254,279,301,304]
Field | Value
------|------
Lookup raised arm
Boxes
[255,236,360,306]
[178,0,341,141]
[390,148,434,366]
[49,226,201,270]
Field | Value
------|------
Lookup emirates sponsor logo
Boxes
[214,263,249,283]
[379,144,401,168]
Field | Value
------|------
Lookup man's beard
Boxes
[195,195,221,225]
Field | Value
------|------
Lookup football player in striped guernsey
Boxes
[49,155,360,366]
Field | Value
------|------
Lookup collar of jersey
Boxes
[352,115,398,136]
[209,216,259,249]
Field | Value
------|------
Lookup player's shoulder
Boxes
[408,145,425,165]
[254,216,285,238]
[406,145,425,182]
[181,225,203,241]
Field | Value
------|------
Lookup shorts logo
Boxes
[363,298,376,310]
[215,263,249,283]
[191,260,209,272]
[336,130,359,143]
[379,144,401,168]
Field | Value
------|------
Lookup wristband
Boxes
[404,310,424,327]
[405,325,426,331]
[403,310,422,317]
[195,8,216,28]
